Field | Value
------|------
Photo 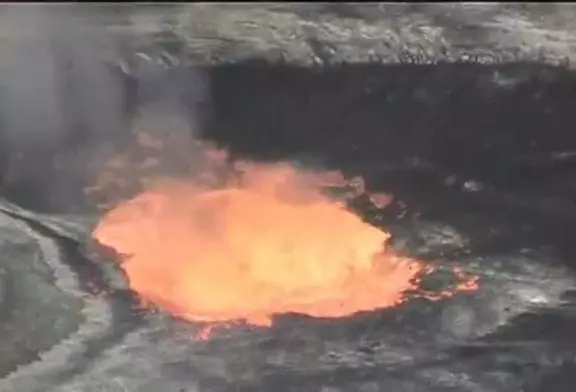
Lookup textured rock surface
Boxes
[3,4,576,66]
[90,4,576,66]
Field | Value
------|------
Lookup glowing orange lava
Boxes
[93,162,424,326]
[90,133,479,336]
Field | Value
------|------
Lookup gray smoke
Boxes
[0,4,209,213]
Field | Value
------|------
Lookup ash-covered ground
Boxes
[2,4,576,392]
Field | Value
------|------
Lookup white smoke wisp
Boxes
[0,4,211,213]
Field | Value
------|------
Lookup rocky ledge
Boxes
[2,4,576,67]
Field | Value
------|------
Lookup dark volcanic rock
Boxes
[3,4,576,66]
[88,4,576,66]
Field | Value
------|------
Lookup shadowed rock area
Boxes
[1,4,576,392]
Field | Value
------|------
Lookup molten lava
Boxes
[90,133,479,336]
[93,161,423,326]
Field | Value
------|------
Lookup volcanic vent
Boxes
[90,126,478,336]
